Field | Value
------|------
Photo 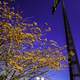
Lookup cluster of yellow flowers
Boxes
[0,22,35,44]
[8,59,23,72]
[0,1,67,79]
[7,49,66,74]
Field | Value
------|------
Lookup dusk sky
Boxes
[13,0,80,80]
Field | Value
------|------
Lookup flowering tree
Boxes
[0,1,67,80]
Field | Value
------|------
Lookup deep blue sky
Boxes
[14,0,80,80]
